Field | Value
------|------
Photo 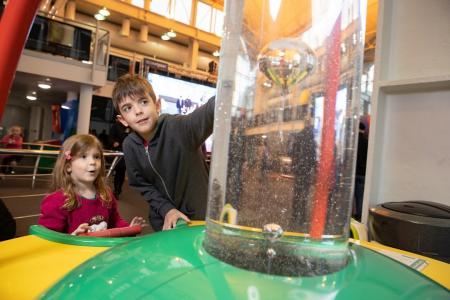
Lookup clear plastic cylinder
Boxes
[204,0,367,276]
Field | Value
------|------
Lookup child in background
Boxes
[38,134,144,235]
[1,125,23,174]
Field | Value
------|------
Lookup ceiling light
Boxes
[167,30,176,38]
[26,95,37,101]
[99,7,110,17]
[95,13,106,21]
[82,60,93,64]
[38,81,52,89]
[263,81,272,88]
[161,34,170,41]
[213,50,220,57]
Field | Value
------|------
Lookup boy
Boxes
[112,74,214,231]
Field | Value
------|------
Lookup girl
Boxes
[1,125,24,174]
[38,134,144,235]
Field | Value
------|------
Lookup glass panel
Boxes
[96,31,109,66]
[196,1,212,32]
[107,55,130,82]
[134,60,141,75]
[173,0,192,24]
[25,15,92,62]
[150,0,170,16]
[204,0,367,277]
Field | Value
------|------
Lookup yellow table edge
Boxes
[0,235,107,299]
[1,223,448,299]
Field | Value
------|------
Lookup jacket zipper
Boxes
[144,145,174,203]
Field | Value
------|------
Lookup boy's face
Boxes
[116,93,160,140]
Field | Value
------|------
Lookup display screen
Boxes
[146,72,216,152]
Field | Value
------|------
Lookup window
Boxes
[107,55,130,82]
[214,8,224,36]
[173,0,192,24]
[131,0,145,8]
[150,0,170,16]
[151,0,192,24]
[196,1,212,32]
[195,1,224,36]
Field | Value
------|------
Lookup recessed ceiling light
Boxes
[26,95,37,101]
[38,81,52,89]
[161,34,170,41]
[167,30,176,38]
[95,13,105,20]
[99,7,110,17]
[263,81,272,88]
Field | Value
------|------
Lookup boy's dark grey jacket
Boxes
[122,97,214,231]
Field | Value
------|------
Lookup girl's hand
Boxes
[71,223,90,235]
[130,216,145,227]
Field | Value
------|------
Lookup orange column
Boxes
[0,0,41,120]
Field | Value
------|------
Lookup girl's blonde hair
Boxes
[52,134,111,211]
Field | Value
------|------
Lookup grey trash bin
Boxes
[369,201,450,263]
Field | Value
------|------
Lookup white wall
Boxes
[41,105,53,141]
[373,89,450,206]
[0,104,30,138]
[28,106,43,142]
[363,0,450,223]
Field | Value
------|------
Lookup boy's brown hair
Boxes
[112,74,157,113]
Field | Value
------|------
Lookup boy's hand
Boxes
[163,209,190,230]
[71,223,90,235]
[130,216,145,227]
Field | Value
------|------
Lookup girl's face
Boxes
[10,127,21,136]
[68,147,102,187]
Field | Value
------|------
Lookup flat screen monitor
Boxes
[147,72,215,152]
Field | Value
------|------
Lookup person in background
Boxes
[38,134,144,235]
[353,121,369,221]
[291,121,317,231]
[109,119,131,199]
[98,129,109,148]
[1,125,24,174]
[112,74,214,231]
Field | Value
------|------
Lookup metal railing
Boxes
[0,146,123,189]
[24,12,110,70]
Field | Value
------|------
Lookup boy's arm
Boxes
[163,208,190,230]
[181,96,215,148]
[123,143,176,219]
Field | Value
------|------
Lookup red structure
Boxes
[0,0,41,120]
[310,15,342,239]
